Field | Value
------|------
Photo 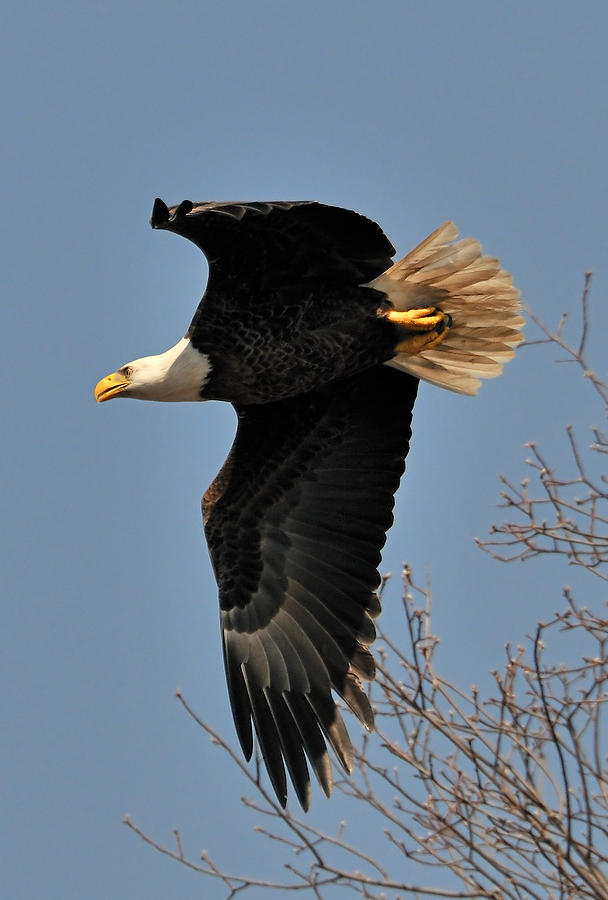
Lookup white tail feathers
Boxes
[367,222,524,395]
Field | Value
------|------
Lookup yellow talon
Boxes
[387,306,445,330]
[387,306,452,354]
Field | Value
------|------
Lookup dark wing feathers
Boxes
[150,197,416,806]
[150,198,395,286]
[204,366,418,808]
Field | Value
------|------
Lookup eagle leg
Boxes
[387,307,452,354]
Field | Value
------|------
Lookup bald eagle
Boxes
[95,199,522,810]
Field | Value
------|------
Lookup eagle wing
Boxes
[150,198,395,298]
[203,365,417,809]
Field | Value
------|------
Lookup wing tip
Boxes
[150,197,170,228]
[150,197,194,229]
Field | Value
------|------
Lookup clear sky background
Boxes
[3,2,607,898]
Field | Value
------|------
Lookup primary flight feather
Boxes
[95,199,523,810]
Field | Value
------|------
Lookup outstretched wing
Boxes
[150,198,395,296]
[203,366,418,809]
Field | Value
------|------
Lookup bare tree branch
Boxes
[478,275,608,580]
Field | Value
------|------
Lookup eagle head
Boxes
[95,337,211,403]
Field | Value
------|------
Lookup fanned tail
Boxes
[368,222,524,395]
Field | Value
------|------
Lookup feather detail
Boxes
[368,222,523,395]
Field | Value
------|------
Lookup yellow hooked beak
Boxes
[94,372,130,403]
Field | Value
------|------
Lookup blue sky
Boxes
[3,2,607,898]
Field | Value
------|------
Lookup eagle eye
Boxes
[123,366,133,378]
